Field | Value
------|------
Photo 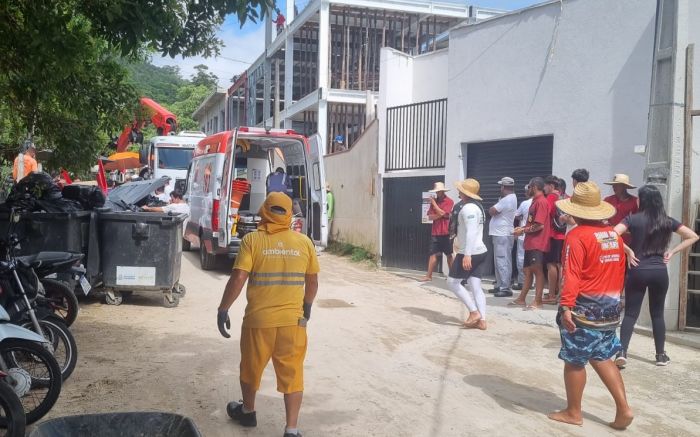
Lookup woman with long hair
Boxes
[613,185,698,367]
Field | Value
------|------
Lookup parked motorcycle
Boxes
[0,370,26,437]
[0,218,78,381]
[17,251,84,327]
[0,306,62,425]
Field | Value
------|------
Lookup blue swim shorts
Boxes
[558,327,621,367]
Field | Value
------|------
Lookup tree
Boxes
[169,85,215,131]
[0,0,272,172]
[191,65,220,89]
[124,61,187,106]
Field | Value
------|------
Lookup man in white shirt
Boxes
[513,185,533,291]
[446,179,489,331]
[489,177,517,297]
[143,190,190,216]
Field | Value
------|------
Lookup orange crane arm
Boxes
[114,97,178,152]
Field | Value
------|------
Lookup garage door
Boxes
[382,176,445,272]
[464,136,554,277]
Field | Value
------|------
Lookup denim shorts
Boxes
[558,327,621,367]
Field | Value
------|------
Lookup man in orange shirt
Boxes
[12,143,38,182]
[603,174,638,244]
[548,182,633,431]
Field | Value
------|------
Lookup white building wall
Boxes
[194,95,227,136]
[324,120,380,252]
[444,0,656,188]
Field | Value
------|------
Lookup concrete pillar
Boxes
[285,12,295,130]
[317,1,330,152]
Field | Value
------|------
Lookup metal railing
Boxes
[385,98,447,171]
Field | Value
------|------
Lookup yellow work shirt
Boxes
[12,154,38,181]
[234,229,320,329]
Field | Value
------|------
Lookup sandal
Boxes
[507,301,526,307]
[524,304,542,311]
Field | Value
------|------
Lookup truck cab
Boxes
[140,131,206,191]
[184,127,328,270]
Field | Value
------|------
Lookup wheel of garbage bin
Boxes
[104,291,123,306]
[163,293,180,308]
[174,284,186,298]
[182,238,192,252]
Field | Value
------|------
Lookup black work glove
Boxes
[303,302,312,321]
[217,309,231,338]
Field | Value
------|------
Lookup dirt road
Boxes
[41,252,700,436]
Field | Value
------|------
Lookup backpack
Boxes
[448,200,485,239]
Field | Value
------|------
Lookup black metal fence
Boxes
[386,98,447,171]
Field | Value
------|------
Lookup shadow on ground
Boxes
[402,307,463,326]
[464,374,608,427]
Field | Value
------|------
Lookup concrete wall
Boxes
[324,120,380,253]
[444,0,656,188]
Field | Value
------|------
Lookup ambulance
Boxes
[183,127,328,270]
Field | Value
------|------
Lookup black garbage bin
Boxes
[0,210,92,255]
[98,210,187,307]
[29,412,202,437]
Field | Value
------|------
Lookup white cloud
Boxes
[151,22,266,88]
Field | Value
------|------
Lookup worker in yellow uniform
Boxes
[12,143,38,182]
[217,192,319,437]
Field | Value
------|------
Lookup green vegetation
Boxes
[327,241,376,265]
[0,0,272,173]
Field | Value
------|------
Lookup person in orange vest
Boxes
[12,142,38,182]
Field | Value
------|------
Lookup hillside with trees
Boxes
[0,0,271,173]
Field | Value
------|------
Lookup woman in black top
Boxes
[613,185,698,367]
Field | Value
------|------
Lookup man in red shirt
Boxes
[544,176,566,303]
[512,177,550,309]
[603,174,638,243]
[548,181,633,430]
[419,182,455,282]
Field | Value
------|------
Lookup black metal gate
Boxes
[382,176,444,272]
[464,136,554,277]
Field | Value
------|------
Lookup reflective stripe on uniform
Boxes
[250,272,305,278]
[249,280,306,286]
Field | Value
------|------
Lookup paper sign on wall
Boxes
[116,266,156,286]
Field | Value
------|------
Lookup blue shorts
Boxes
[558,327,621,367]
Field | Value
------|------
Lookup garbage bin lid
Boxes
[106,178,168,211]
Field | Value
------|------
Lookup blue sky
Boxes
[152,0,543,87]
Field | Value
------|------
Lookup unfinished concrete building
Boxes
[225,0,499,153]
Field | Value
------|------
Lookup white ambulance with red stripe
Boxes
[183,127,328,270]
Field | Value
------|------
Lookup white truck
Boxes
[139,131,206,192]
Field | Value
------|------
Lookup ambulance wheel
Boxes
[105,291,123,306]
[199,243,218,271]
[163,293,180,308]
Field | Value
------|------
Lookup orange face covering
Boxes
[257,192,292,234]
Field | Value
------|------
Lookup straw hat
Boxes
[556,181,615,220]
[604,174,636,189]
[429,182,449,193]
[454,179,482,201]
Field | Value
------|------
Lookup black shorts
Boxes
[545,239,564,264]
[449,252,487,279]
[524,250,545,268]
[429,235,453,256]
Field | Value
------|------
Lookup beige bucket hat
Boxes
[454,178,482,201]
[604,174,637,189]
[556,181,616,220]
[429,182,449,193]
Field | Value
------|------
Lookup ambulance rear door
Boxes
[306,134,328,247]
[217,132,237,248]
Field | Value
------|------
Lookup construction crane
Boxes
[111,97,178,152]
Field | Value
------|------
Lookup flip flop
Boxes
[462,319,479,328]
[524,305,542,311]
[508,301,526,307]
[541,299,558,305]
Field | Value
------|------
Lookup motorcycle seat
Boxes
[16,252,83,269]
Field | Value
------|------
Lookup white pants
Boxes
[447,277,487,320]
